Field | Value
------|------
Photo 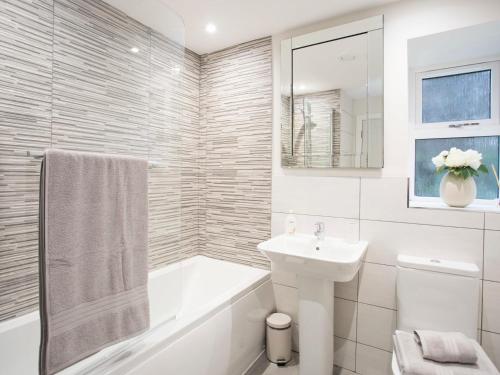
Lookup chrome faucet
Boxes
[314,222,325,241]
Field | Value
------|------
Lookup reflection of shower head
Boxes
[300,107,316,128]
[304,101,312,116]
[299,100,315,127]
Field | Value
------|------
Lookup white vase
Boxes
[439,173,476,208]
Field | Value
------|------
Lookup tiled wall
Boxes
[271,176,500,374]
[0,0,54,322]
[0,0,201,321]
[0,0,274,322]
[199,37,273,269]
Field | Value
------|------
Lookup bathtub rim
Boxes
[0,255,269,331]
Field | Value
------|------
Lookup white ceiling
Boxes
[105,0,398,54]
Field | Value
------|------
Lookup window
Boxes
[415,136,499,200]
[411,61,500,207]
[421,70,491,124]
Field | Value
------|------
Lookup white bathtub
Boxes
[0,256,274,375]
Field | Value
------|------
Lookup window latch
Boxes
[448,122,480,128]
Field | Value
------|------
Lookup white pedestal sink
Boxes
[258,234,368,375]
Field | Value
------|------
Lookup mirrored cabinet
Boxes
[281,16,384,168]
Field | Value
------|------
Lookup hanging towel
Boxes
[393,330,499,375]
[414,330,477,364]
[39,149,149,375]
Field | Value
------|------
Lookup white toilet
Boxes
[392,255,485,374]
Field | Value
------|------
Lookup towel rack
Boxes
[26,150,161,169]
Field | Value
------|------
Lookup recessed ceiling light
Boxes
[205,23,217,34]
[130,46,140,53]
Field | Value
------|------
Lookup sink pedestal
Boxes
[298,275,334,375]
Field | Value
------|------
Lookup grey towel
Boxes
[414,330,477,364]
[393,331,499,375]
[39,149,150,375]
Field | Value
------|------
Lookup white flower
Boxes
[433,147,483,171]
[464,149,482,170]
[432,154,446,168]
[432,150,450,168]
[444,147,467,168]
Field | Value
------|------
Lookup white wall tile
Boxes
[334,298,357,341]
[360,177,484,229]
[485,231,500,282]
[482,330,500,370]
[334,337,356,371]
[357,303,397,351]
[271,212,359,240]
[272,175,360,219]
[479,281,483,332]
[358,262,397,309]
[335,275,358,302]
[271,263,298,288]
[356,343,392,375]
[485,213,500,231]
[483,281,500,334]
[273,283,299,324]
[360,220,484,269]
[292,322,300,352]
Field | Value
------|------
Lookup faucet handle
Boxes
[314,222,325,233]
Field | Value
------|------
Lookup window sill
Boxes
[409,200,500,213]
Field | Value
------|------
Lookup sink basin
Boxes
[258,233,368,375]
[258,233,368,282]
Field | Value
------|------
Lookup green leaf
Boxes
[478,164,489,174]
[448,166,479,180]
[435,166,446,175]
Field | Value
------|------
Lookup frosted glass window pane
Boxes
[415,136,499,199]
[422,70,491,123]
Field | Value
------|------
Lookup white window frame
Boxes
[409,59,500,208]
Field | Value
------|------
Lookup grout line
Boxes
[356,341,393,354]
[335,295,358,303]
[481,329,500,336]
[358,177,362,221]
[481,213,486,339]
[360,218,484,230]
[272,211,485,230]
[354,271,360,373]
[357,300,397,312]
[272,211,358,221]
[355,176,361,375]
[362,259,397,268]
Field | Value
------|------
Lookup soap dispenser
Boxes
[285,210,297,235]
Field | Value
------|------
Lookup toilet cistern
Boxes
[314,222,325,241]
